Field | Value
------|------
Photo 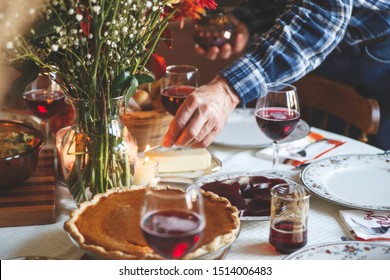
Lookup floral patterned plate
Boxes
[284,241,390,260]
[300,154,390,211]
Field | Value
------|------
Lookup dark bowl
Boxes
[0,120,44,188]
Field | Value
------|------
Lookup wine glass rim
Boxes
[166,64,199,74]
[270,182,311,200]
[266,83,297,92]
[22,89,65,101]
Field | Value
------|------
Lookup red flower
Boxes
[77,7,91,36]
[196,0,217,9]
[168,0,217,21]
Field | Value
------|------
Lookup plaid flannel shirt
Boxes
[221,0,390,106]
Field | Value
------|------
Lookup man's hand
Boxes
[163,75,240,148]
[195,15,249,60]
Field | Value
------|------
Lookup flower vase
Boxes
[56,96,137,203]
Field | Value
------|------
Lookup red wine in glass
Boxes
[141,209,204,259]
[160,65,199,117]
[255,107,300,141]
[23,90,65,119]
[161,86,195,116]
[269,220,307,254]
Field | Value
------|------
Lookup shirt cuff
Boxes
[220,56,268,108]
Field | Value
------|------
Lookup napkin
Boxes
[339,210,390,241]
[256,131,345,167]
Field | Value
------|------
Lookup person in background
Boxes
[162,0,390,150]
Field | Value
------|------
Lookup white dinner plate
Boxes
[195,171,295,221]
[284,241,390,260]
[213,108,310,148]
[301,154,390,211]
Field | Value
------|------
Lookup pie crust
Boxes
[64,185,240,259]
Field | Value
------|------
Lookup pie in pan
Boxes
[64,186,240,259]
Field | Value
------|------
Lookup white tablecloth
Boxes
[0,127,387,260]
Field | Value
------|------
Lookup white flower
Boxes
[122,26,128,33]
[68,9,75,15]
[6,42,14,49]
[51,44,59,52]
[75,14,83,21]
[92,6,101,14]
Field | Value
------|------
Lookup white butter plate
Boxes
[300,154,390,211]
[213,108,310,148]
[195,171,295,221]
[284,241,390,260]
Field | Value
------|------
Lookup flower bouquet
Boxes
[1,0,217,203]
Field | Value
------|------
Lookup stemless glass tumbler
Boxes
[269,182,311,254]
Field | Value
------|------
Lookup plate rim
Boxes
[194,170,296,221]
[213,108,310,148]
[300,153,390,211]
[283,240,390,260]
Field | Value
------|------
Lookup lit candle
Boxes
[133,156,158,186]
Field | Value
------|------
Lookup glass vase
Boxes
[56,95,138,203]
[193,9,237,50]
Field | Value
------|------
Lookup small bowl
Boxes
[0,120,44,188]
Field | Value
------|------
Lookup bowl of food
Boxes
[0,120,44,188]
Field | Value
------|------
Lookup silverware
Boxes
[291,139,328,157]
[341,236,355,241]
[351,218,390,235]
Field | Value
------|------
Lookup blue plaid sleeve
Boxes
[221,0,353,107]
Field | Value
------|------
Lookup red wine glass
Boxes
[160,65,199,116]
[255,83,300,172]
[22,73,65,145]
[140,186,205,259]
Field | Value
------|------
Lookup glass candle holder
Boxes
[134,157,159,186]
[193,10,237,50]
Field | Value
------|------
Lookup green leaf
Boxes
[124,76,139,107]
[31,17,64,42]
[7,60,40,104]
[111,71,133,94]
[134,72,155,85]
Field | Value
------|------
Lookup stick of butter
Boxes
[145,148,211,173]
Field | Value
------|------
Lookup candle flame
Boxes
[145,145,151,152]
[145,156,150,163]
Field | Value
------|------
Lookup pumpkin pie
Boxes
[64,185,240,259]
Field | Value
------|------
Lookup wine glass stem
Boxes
[272,141,280,172]
[41,119,51,146]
